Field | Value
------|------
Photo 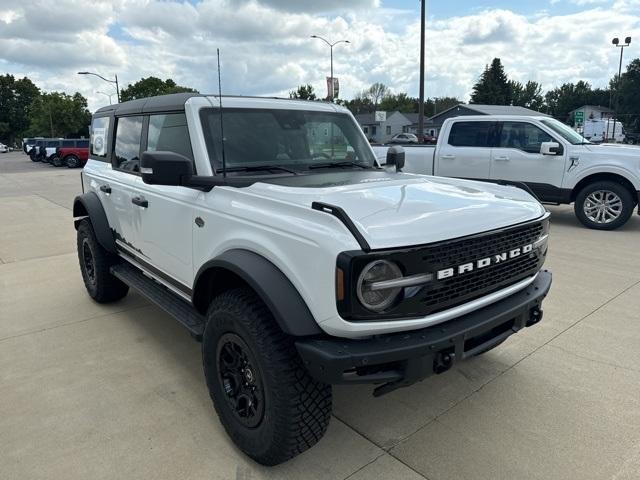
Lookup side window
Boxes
[114,116,143,173]
[386,126,391,135]
[499,122,553,153]
[147,113,194,163]
[62,139,75,148]
[91,117,110,159]
[77,140,89,148]
[448,122,492,147]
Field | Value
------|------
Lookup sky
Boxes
[1,0,639,111]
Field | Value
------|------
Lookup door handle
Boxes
[441,154,456,160]
[99,185,111,194]
[131,196,148,208]
[494,156,510,161]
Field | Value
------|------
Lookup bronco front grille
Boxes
[338,218,547,321]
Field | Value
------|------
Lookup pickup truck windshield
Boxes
[540,118,590,145]
[201,108,377,173]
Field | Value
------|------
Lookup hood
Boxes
[583,143,640,157]
[246,171,546,250]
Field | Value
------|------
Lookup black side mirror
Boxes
[140,151,193,186]
[386,146,405,171]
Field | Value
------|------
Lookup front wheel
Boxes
[66,155,80,168]
[51,156,62,167]
[574,181,635,230]
[202,288,332,466]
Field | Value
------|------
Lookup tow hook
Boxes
[433,351,455,374]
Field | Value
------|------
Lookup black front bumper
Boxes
[296,270,552,396]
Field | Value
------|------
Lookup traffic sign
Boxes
[574,111,584,124]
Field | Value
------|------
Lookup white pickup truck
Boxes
[374,115,640,230]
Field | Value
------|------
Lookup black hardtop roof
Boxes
[93,92,337,117]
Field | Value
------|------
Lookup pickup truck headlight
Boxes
[356,260,403,312]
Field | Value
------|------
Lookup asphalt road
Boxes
[2,150,640,480]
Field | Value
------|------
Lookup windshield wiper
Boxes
[219,165,298,175]
[308,161,370,170]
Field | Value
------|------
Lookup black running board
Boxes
[110,262,205,341]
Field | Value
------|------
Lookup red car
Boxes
[52,139,89,168]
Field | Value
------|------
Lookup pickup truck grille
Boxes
[339,218,547,321]
[417,221,545,316]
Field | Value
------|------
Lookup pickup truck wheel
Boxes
[66,155,80,168]
[202,288,332,466]
[76,219,129,303]
[574,181,635,230]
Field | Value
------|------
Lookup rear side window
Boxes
[448,122,493,147]
[114,116,143,173]
[62,140,75,148]
[498,122,553,153]
[77,140,89,148]
[147,113,193,162]
[91,117,110,159]
[47,141,59,147]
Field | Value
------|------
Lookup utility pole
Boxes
[418,0,426,142]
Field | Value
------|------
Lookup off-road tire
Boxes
[76,219,129,303]
[29,151,38,162]
[51,156,63,167]
[66,155,80,168]
[202,288,332,466]
[574,181,635,230]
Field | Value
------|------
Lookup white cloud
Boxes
[0,0,638,112]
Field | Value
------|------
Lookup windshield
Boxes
[201,108,377,173]
[540,118,590,145]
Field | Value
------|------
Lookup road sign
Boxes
[574,111,584,124]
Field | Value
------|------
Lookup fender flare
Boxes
[194,249,322,337]
[72,192,117,253]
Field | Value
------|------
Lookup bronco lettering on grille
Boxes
[436,243,534,280]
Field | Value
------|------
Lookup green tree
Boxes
[614,58,640,131]
[0,75,40,144]
[510,80,544,111]
[364,82,389,110]
[343,94,374,115]
[27,92,91,138]
[120,77,198,102]
[470,58,512,105]
[543,81,607,123]
[289,84,317,100]
[379,92,416,113]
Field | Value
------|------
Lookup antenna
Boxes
[217,48,227,178]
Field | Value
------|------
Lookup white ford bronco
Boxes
[73,93,552,465]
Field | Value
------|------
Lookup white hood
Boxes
[247,173,547,250]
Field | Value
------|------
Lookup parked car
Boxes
[53,139,89,167]
[74,93,552,465]
[43,140,63,163]
[389,133,418,144]
[624,131,639,145]
[29,140,47,161]
[582,119,625,143]
[23,137,41,154]
[419,133,437,144]
[0,143,8,153]
[373,115,640,230]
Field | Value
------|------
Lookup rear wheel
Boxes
[51,156,62,167]
[574,181,635,230]
[202,288,332,466]
[76,219,129,303]
[66,155,80,168]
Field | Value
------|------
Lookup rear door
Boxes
[490,121,567,202]
[435,120,494,179]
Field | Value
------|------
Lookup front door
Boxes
[490,121,567,202]
[435,120,494,179]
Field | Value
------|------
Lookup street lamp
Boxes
[610,36,631,141]
[96,91,114,105]
[310,35,350,101]
[78,71,120,103]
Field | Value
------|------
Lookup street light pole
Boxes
[610,36,631,142]
[77,71,120,103]
[310,35,350,101]
[96,91,114,105]
[418,0,426,142]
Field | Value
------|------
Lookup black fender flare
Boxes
[193,249,322,337]
[72,192,117,253]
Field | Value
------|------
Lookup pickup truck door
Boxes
[490,121,567,202]
[435,120,493,179]
[129,113,197,293]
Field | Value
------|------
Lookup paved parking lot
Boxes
[2,150,640,480]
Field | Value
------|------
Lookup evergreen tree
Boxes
[289,84,317,100]
[470,58,512,105]
[120,77,197,102]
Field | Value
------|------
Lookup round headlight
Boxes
[356,260,403,312]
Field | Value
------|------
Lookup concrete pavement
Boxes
[1,150,640,479]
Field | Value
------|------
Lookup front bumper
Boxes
[296,269,552,396]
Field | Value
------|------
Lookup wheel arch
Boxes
[571,172,639,204]
[193,249,322,337]
[72,192,117,253]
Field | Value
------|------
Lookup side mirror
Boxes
[540,142,562,156]
[140,151,193,186]
[386,146,405,171]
